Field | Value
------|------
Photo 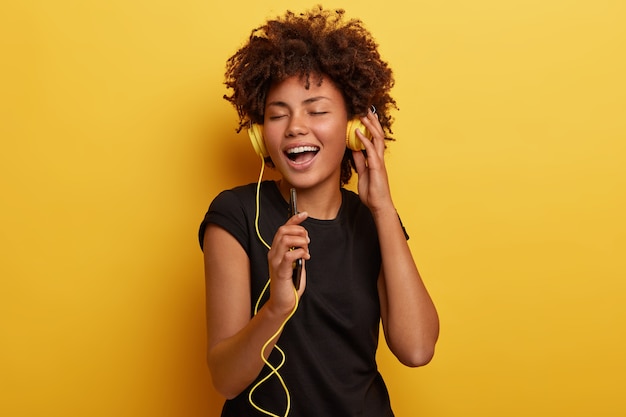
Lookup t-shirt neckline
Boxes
[266,180,346,224]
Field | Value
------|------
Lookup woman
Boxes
[199,6,439,416]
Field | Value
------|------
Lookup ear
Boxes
[248,123,269,158]
[346,119,372,151]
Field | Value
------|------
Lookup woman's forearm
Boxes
[373,205,440,366]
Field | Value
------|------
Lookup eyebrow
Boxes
[266,96,331,108]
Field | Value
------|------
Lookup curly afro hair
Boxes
[223,5,397,185]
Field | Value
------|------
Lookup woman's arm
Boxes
[352,109,439,367]
[373,208,439,367]
[203,214,310,398]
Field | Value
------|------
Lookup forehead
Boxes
[266,75,345,106]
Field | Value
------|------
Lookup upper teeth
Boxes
[287,146,318,154]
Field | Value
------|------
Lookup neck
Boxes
[277,180,342,220]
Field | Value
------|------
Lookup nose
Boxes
[285,112,309,137]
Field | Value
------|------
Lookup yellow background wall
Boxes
[1,1,624,416]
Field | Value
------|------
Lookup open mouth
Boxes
[285,146,320,164]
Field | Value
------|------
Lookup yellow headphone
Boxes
[247,119,372,158]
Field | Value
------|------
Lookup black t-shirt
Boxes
[199,181,394,417]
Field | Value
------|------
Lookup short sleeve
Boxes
[398,213,410,240]
[198,189,250,252]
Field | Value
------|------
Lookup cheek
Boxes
[322,122,348,151]
[261,125,281,151]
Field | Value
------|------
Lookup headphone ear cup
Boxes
[346,119,372,151]
[248,123,269,158]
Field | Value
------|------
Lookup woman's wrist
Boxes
[369,199,397,219]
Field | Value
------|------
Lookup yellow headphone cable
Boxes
[248,155,299,417]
